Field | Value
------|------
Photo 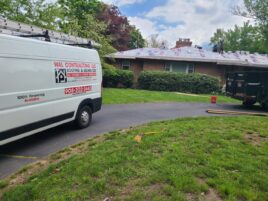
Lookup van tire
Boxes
[75,106,92,129]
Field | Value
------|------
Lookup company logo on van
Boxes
[55,69,67,83]
[54,61,97,83]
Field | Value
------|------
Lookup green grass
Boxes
[103,88,240,104]
[0,181,8,189]
[2,116,268,201]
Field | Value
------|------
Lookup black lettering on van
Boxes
[17,95,28,100]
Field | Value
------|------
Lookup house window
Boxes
[165,63,171,71]
[188,65,195,73]
[122,60,130,70]
[165,62,194,73]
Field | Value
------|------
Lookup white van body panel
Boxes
[0,34,102,145]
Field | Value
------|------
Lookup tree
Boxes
[97,4,132,51]
[232,0,268,50]
[146,34,169,48]
[0,0,13,17]
[58,0,101,22]
[56,0,116,57]
[210,22,266,53]
[58,1,145,51]
[211,0,268,53]
[0,0,145,66]
[128,27,145,49]
[234,0,268,23]
[210,29,225,45]
[244,0,268,47]
[0,0,61,30]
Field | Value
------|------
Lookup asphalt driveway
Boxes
[0,102,264,179]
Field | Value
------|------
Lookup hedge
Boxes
[138,71,220,94]
[103,68,134,88]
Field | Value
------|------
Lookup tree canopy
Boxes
[211,0,268,53]
[211,22,266,53]
[146,34,169,49]
[0,0,145,63]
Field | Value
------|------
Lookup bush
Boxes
[138,71,220,94]
[117,70,134,88]
[102,62,116,70]
[103,68,134,88]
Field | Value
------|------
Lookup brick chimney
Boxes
[175,38,192,48]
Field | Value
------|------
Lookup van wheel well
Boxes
[76,99,94,119]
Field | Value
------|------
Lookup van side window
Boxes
[122,60,130,70]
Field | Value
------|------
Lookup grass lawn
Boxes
[103,88,240,104]
[1,116,268,201]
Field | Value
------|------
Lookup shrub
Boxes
[103,68,134,88]
[138,71,220,94]
[102,62,116,70]
[116,70,134,88]
[103,68,118,87]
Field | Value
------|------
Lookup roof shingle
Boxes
[106,47,268,68]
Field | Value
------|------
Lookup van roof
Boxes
[0,34,100,63]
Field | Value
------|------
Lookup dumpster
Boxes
[226,71,268,110]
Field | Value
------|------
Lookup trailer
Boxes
[226,71,268,110]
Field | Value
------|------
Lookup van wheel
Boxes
[75,106,92,129]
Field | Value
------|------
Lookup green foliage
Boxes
[58,0,101,20]
[57,1,145,52]
[212,0,268,53]
[0,180,8,189]
[211,22,267,53]
[243,0,268,49]
[101,62,116,70]
[0,0,145,61]
[129,27,146,49]
[243,0,268,26]
[103,68,118,87]
[138,71,220,94]
[0,0,62,30]
[117,69,134,88]
[56,0,116,57]
[103,69,134,88]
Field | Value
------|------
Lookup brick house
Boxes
[105,39,268,85]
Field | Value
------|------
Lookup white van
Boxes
[0,34,102,145]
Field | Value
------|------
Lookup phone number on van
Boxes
[64,86,92,95]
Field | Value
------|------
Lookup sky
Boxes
[102,0,248,48]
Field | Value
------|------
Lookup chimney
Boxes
[175,38,192,48]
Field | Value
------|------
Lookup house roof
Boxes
[106,47,268,68]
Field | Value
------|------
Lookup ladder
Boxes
[0,16,101,48]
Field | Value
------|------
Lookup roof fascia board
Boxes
[137,56,217,63]
[105,55,136,59]
[217,61,268,68]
